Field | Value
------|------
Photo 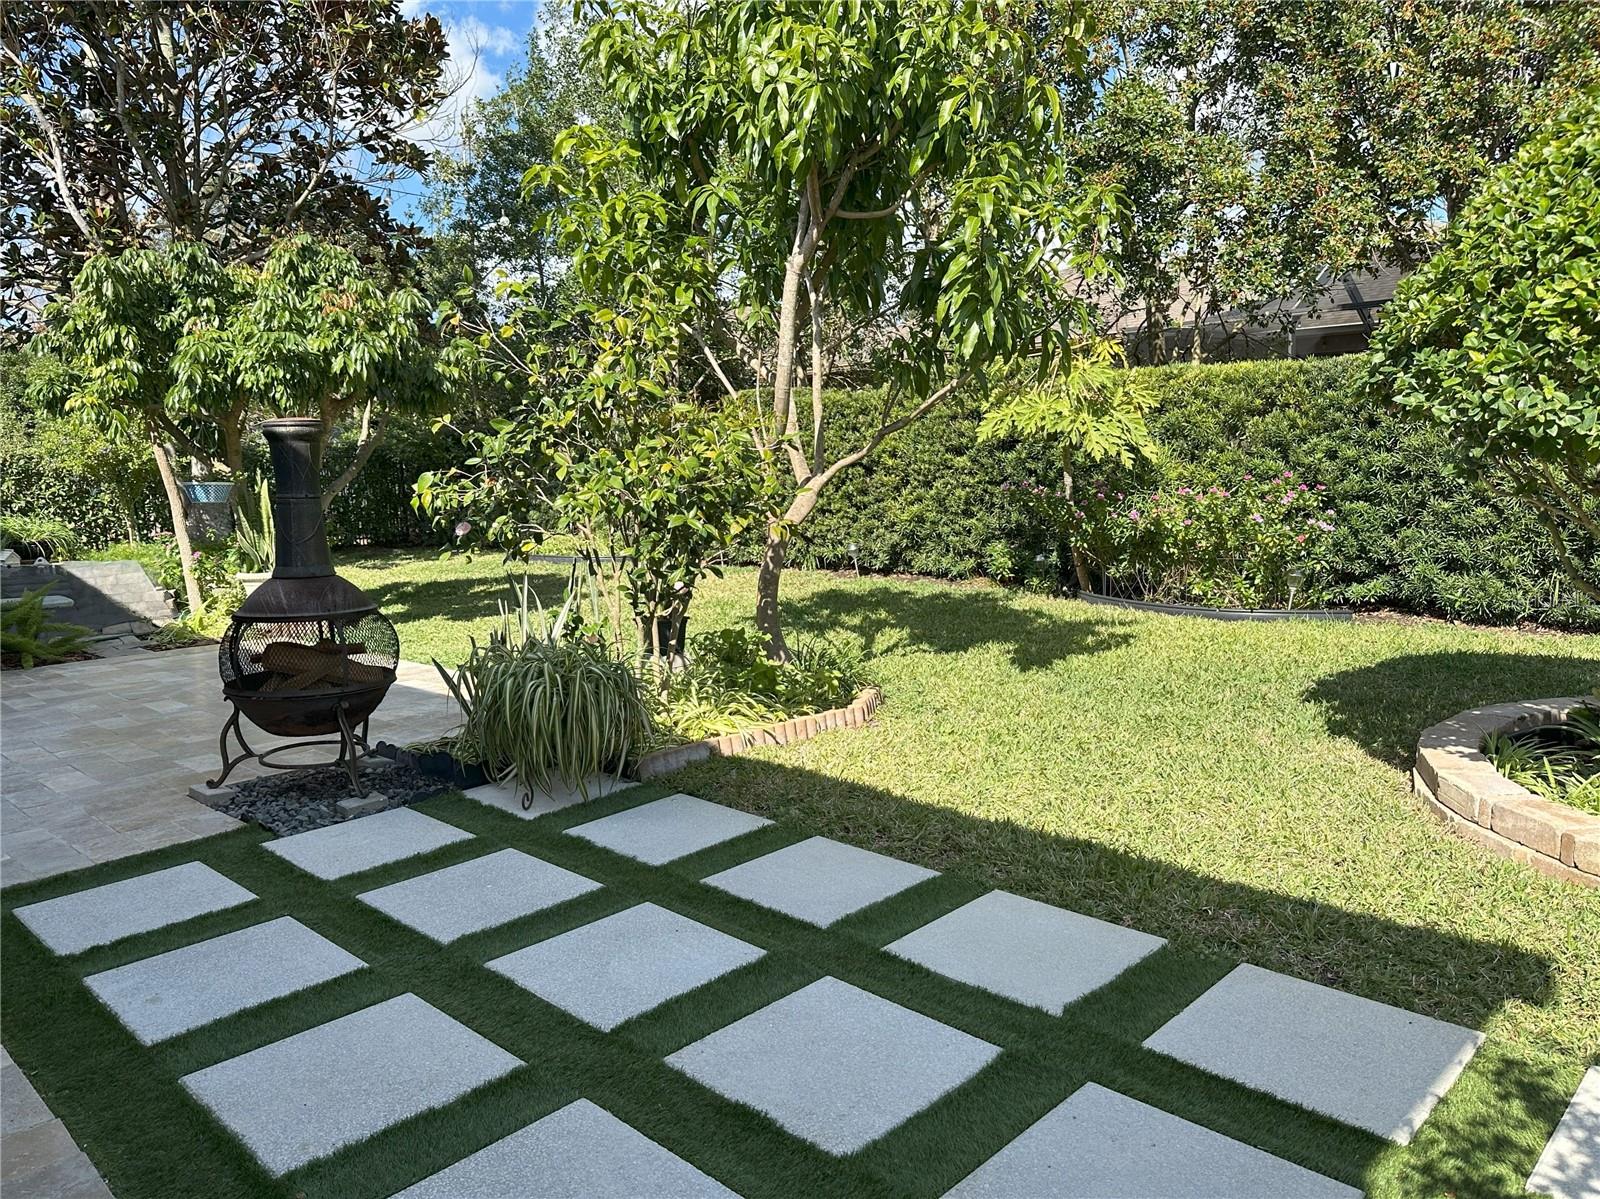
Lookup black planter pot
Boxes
[373,741,491,788]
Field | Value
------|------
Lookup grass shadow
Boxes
[1304,651,1599,768]
[781,582,1132,670]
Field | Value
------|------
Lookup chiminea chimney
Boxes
[209,419,399,796]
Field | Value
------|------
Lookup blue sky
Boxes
[390,0,544,224]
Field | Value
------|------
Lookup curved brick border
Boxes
[630,687,882,781]
[1412,697,1599,887]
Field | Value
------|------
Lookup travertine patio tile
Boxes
[390,1099,739,1198]
[886,890,1166,1012]
[1527,1065,1600,1199]
[944,1083,1361,1198]
[263,807,472,879]
[359,848,601,942]
[13,861,256,955]
[85,917,364,1044]
[181,993,520,1175]
[567,794,772,865]
[489,903,764,1030]
[666,976,998,1154]
[702,836,937,926]
[1143,963,1485,1143]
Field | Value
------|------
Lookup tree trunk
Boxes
[149,431,204,614]
[754,523,790,660]
[755,482,829,659]
[321,403,386,510]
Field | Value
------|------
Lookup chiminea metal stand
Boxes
[207,419,399,798]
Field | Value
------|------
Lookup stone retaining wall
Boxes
[1412,697,1599,887]
[0,561,173,633]
[631,687,882,781]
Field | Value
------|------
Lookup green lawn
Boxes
[3,549,1597,1198]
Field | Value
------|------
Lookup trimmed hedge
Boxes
[758,357,1599,628]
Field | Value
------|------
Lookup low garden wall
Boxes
[1413,697,1599,887]
[632,686,882,780]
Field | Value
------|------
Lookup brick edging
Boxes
[630,686,882,781]
[1412,696,1599,887]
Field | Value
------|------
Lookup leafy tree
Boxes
[1368,87,1600,602]
[0,0,448,328]
[41,236,454,607]
[548,0,1114,657]
[50,236,452,504]
[420,256,778,659]
[1067,0,1600,358]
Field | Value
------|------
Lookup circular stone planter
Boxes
[1413,696,1600,887]
[1077,592,1352,622]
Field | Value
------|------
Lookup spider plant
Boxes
[435,567,650,803]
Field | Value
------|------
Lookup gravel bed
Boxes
[216,760,452,836]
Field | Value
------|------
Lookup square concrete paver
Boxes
[886,890,1166,1013]
[702,837,937,927]
[391,1098,739,1198]
[263,807,473,880]
[464,774,630,819]
[489,903,765,1030]
[945,1082,1361,1198]
[666,975,998,1154]
[359,849,602,942]
[84,917,365,1044]
[181,993,520,1175]
[567,794,772,865]
[1144,963,1485,1144]
[13,861,256,955]
[1528,1065,1600,1199]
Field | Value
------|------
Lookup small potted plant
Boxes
[232,475,274,595]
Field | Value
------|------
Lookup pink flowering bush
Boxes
[1060,471,1338,608]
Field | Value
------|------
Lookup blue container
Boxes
[180,481,235,504]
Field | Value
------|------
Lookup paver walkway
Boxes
[1528,1066,1600,1199]
[0,647,457,882]
[3,783,1495,1197]
[1,1047,113,1199]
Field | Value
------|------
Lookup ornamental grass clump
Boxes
[1040,471,1337,608]
[437,572,651,803]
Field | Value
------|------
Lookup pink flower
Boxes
[1250,513,1264,523]
[1128,509,1141,522]
[1282,470,1293,479]
[1243,473,1254,482]
[1296,534,1307,543]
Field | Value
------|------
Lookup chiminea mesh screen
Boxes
[220,614,398,695]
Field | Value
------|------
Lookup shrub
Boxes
[1063,471,1338,608]
[1484,707,1600,815]
[1369,86,1600,605]
[752,361,1598,628]
[0,586,92,668]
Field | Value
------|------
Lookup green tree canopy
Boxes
[1,0,449,329]
[1369,87,1600,602]
[522,0,1116,656]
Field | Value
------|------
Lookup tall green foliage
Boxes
[528,0,1118,658]
[748,360,1597,628]
[1369,87,1600,604]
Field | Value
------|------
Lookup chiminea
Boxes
[208,419,399,796]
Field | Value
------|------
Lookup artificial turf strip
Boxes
[3,783,1414,1199]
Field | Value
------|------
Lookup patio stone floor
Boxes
[2,786,1496,1197]
[0,646,458,884]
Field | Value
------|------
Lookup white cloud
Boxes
[402,11,521,152]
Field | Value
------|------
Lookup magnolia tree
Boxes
[532,0,1119,657]
[1370,87,1600,604]
[43,236,451,609]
